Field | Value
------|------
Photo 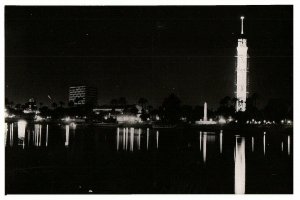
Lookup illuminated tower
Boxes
[235,16,249,112]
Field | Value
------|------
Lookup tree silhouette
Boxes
[14,103,22,110]
[68,101,74,107]
[118,97,127,106]
[52,102,58,109]
[59,101,65,107]
[138,97,148,109]
[110,99,118,106]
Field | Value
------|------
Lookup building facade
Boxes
[235,16,249,112]
[69,85,97,106]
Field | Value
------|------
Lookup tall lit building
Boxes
[69,85,97,106]
[235,16,249,112]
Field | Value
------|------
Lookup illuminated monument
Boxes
[235,16,249,112]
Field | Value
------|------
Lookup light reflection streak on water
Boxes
[130,128,134,152]
[156,130,159,149]
[18,120,26,149]
[125,128,128,150]
[147,128,149,150]
[287,135,290,156]
[138,128,141,150]
[203,132,207,163]
[46,125,49,147]
[199,131,202,151]
[27,130,30,146]
[234,136,246,194]
[123,128,126,150]
[18,121,27,139]
[39,125,42,146]
[34,124,42,147]
[117,128,119,151]
[10,124,14,147]
[263,132,266,156]
[65,125,70,147]
[5,123,7,146]
[220,130,223,154]
[34,124,38,146]
[251,137,254,152]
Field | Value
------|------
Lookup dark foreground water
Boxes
[5,122,293,194]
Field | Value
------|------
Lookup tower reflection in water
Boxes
[5,123,8,146]
[234,136,246,194]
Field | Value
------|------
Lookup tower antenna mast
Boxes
[241,16,244,35]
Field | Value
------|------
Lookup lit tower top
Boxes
[235,16,249,112]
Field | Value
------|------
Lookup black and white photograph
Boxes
[3,3,293,195]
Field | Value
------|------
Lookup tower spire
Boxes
[240,16,244,35]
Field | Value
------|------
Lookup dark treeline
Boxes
[5,93,292,123]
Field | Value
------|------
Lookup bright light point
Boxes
[35,115,43,121]
[218,117,226,124]
[241,16,244,19]
[63,116,71,122]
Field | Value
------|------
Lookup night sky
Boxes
[5,6,293,109]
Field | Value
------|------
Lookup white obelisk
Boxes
[203,102,207,121]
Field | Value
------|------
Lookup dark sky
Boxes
[5,6,293,109]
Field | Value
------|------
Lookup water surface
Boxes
[5,123,293,194]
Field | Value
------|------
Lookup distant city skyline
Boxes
[5,6,293,109]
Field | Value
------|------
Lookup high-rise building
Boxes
[235,16,249,112]
[69,85,97,106]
